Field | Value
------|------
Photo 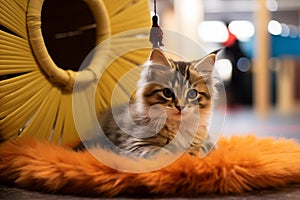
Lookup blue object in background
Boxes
[271,35,300,58]
[240,35,300,59]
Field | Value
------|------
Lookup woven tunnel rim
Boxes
[26,0,111,90]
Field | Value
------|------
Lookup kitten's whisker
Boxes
[80,49,217,161]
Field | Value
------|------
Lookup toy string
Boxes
[154,0,156,15]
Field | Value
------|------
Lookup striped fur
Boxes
[77,49,217,158]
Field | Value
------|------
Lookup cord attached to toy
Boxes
[149,0,164,48]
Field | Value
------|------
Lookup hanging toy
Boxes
[149,0,164,48]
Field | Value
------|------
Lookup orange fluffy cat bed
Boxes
[0,135,300,197]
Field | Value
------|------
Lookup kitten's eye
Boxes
[162,88,174,99]
[187,89,198,100]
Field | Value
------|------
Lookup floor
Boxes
[221,107,300,140]
[1,184,300,200]
[0,107,300,199]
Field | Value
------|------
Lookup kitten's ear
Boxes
[149,48,171,67]
[193,54,216,74]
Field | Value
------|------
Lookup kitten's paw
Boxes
[188,149,200,157]
[158,148,172,156]
[136,146,171,158]
[199,142,216,158]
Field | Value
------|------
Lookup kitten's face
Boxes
[136,49,215,126]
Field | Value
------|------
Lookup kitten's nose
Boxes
[176,105,185,112]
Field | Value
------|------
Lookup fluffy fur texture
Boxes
[78,49,217,157]
[1,135,300,197]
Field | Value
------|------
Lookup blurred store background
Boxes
[150,0,300,137]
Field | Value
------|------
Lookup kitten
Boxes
[76,49,217,158]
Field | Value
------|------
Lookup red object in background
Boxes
[223,30,237,47]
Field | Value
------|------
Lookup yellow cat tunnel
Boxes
[0,0,151,146]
